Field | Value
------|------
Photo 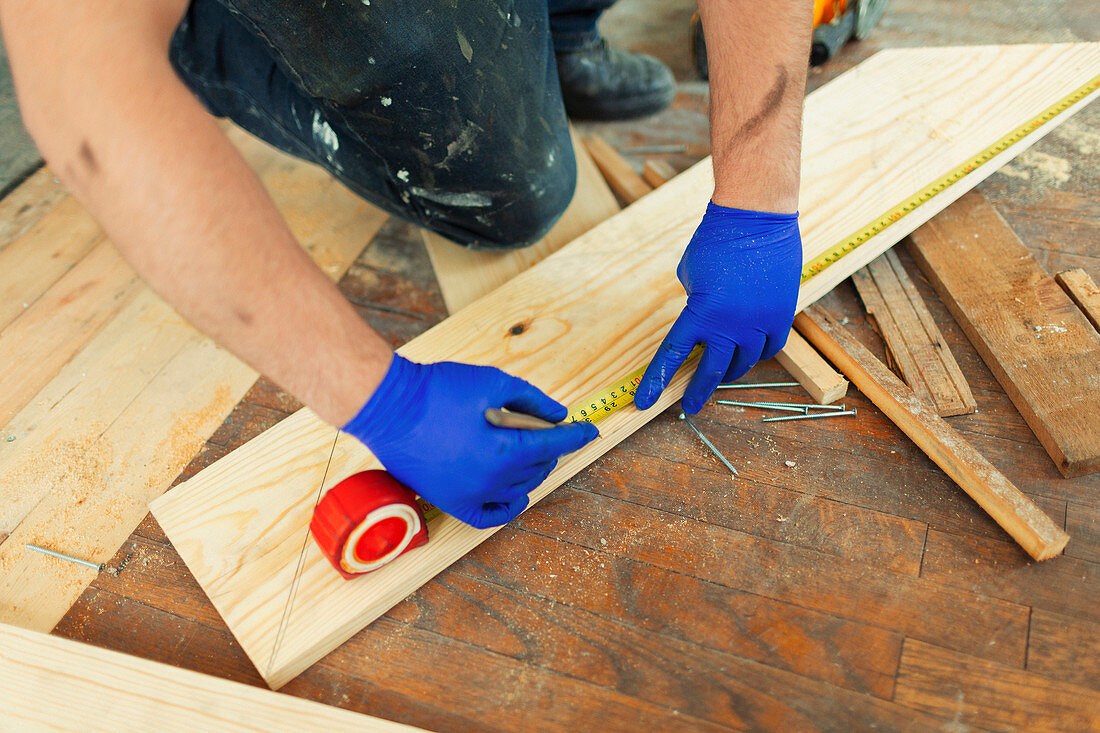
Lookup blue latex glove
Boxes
[343,355,599,529]
[635,202,802,414]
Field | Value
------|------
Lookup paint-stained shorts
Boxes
[170,0,609,248]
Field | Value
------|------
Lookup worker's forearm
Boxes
[1,0,391,426]
[698,0,813,213]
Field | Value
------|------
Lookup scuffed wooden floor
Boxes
[43,1,1100,730]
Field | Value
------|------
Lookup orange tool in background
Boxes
[691,0,890,77]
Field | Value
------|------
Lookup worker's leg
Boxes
[548,0,676,120]
[169,0,576,249]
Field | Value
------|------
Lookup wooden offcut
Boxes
[774,329,848,404]
[0,127,389,631]
[852,250,976,416]
[0,623,422,732]
[584,134,654,204]
[152,44,1100,688]
[1055,267,1100,332]
[908,192,1100,477]
[795,305,1069,561]
[422,128,619,314]
[642,159,678,188]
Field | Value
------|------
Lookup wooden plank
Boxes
[1027,608,1100,693]
[795,305,1068,560]
[584,134,653,204]
[642,159,677,188]
[0,240,140,426]
[422,127,619,313]
[852,250,976,416]
[1055,267,1100,332]
[151,44,1100,689]
[894,638,1100,732]
[773,329,848,404]
[0,623,422,732]
[907,191,1100,476]
[0,127,389,631]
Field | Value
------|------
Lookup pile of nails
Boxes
[714,382,857,423]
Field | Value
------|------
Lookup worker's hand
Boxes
[634,203,802,414]
[343,355,599,529]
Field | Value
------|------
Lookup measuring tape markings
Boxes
[800,72,1100,283]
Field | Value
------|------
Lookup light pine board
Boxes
[0,126,389,631]
[153,44,1100,689]
[908,191,1100,477]
[852,250,975,416]
[0,623,423,733]
[422,128,619,314]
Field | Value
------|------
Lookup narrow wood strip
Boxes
[907,191,1100,476]
[894,638,1100,731]
[774,329,848,404]
[1055,267,1100,332]
[0,240,140,426]
[422,127,619,313]
[794,305,1068,560]
[642,159,677,188]
[0,623,421,732]
[584,134,654,204]
[852,250,976,416]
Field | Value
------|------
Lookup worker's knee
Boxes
[410,137,578,250]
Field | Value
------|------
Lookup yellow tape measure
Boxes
[800,72,1100,284]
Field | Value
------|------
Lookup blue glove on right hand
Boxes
[343,355,599,529]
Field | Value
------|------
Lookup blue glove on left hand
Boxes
[634,202,802,414]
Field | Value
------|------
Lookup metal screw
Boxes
[716,381,800,389]
[679,413,739,476]
[761,409,858,423]
[716,400,807,414]
[25,543,103,572]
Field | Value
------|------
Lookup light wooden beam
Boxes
[0,623,423,732]
[774,329,848,404]
[907,192,1100,477]
[151,44,1100,688]
[795,305,1068,561]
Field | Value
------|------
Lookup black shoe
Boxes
[555,40,676,121]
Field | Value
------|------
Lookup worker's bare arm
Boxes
[697,0,813,213]
[0,0,392,426]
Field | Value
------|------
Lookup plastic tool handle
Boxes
[310,470,429,579]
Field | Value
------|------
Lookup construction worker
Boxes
[0,1,810,528]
